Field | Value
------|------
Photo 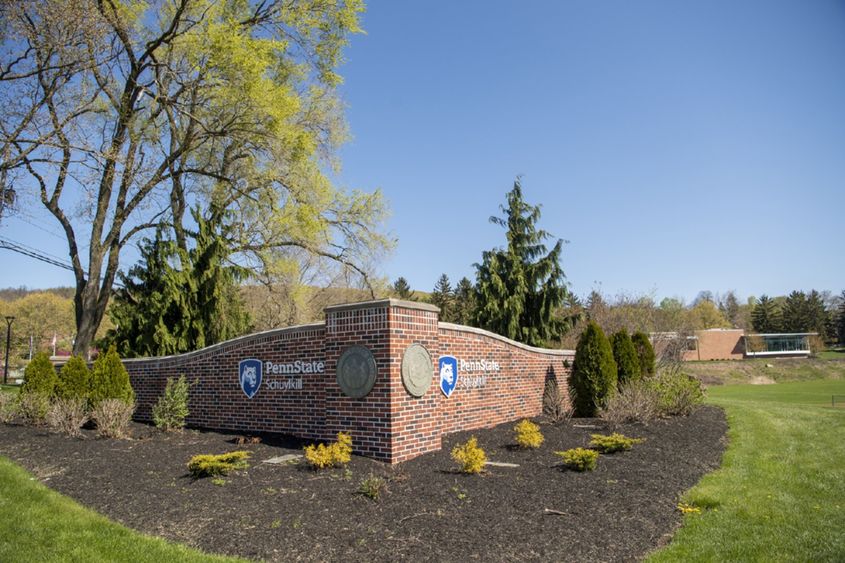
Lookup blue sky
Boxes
[2,0,844,304]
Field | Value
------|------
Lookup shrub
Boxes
[611,329,641,386]
[91,398,135,438]
[357,474,388,501]
[0,393,17,423]
[303,432,353,470]
[542,376,573,423]
[589,432,644,453]
[652,373,704,416]
[556,447,599,472]
[569,322,617,417]
[17,392,51,425]
[600,379,661,425]
[56,356,90,401]
[632,331,656,377]
[46,397,89,437]
[21,352,58,398]
[451,436,487,474]
[188,451,251,478]
[89,346,134,407]
[152,375,190,431]
[514,419,544,449]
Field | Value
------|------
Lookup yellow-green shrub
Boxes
[188,451,251,478]
[451,436,487,474]
[556,447,599,471]
[303,432,353,470]
[589,432,644,453]
[514,419,544,449]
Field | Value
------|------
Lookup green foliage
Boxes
[556,448,599,472]
[780,290,831,340]
[611,329,641,386]
[21,352,57,398]
[651,373,704,416]
[514,419,544,449]
[152,376,191,432]
[631,331,656,377]
[91,399,135,439]
[89,346,134,407]
[473,179,570,346]
[838,291,845,345]
[569,322,618,416]
[451,436,487,474]
[430,274,455,322]
[453,277,476,326]
[357,474,388,501]
[589,433,644,453]
[751,295,782,334]
[392,277,415,300]
[303,432,353,470]
[187,451,251,478]
[56,356,90,401]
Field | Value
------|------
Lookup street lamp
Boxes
[3,316,14,385]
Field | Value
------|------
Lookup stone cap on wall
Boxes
[324,298,440,314]
[438,322,575,356]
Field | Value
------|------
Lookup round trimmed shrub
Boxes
[569,322,617,417]
[611,329,641,386]
[56,355,91,400]
[21,352,58,398]
[632,331,656,377]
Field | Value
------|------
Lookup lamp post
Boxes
[3,316,14,385]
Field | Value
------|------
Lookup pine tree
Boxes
[569,322,617,417]
[474,179,569,346]
[782,291,811,333]
[612,329,641,386]
[392,277,415,300]
[837,291,845,346]
[751,295,781,333]
[430,274,455,322]
[631,331,656,377]
[453,277,476,326]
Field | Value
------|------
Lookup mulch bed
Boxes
[0,407,726,562]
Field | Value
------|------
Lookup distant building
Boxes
[651,329,816,361]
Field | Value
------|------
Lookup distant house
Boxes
[651,329,816,361]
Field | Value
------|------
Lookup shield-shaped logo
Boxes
[239,358,263,399]
[439,355,458,397]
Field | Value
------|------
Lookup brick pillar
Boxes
[324,299,441,463]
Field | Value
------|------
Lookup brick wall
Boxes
[124,299,574,463]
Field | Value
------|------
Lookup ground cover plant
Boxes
[589,433,644,453]
[649,379,845,562]
[188,451,251,478]
[303,432,352,469]
[556,447,599,471]
[514,419,544,448]
[451,436,487,473]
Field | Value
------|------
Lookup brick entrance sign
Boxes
[125,299,574,463]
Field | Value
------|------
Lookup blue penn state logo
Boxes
[439,355,458,397]
[238,358,263,399]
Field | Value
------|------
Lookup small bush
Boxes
[46,397,89,437]
[611,329,641,386]
[569,322,618,417]
[632,331,656,377]
[556,447,599,472]
[451,436,487,474]
[91,398,135,438]
[21,352,58,398]
[652,373,704,416]
[152,375,190,431]
[303,432,353,470]
[357,474,388,501]
[17,392,51,425]
[589,433,644,453]
[543,376,574,423]
[89,346,134,407]
[56,356,90,401]
[600,379,661,425]
[188,451,251,478]
[514,419,544,449]
[0,393,17,423]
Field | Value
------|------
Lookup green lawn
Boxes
[0,456,241,562]
[649,379,845,562]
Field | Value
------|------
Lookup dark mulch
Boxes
[0,407,726,562]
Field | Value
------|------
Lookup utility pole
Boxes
[3,316,14,385]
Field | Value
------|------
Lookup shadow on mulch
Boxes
[0,407,727,562]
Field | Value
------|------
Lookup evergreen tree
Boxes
[569,322,617,417]
[89,346,134,406]
[751,295,781,333]
[611,329,641,386]
[805,290,831,338]
[453,277,476,326]
[392,277,415,300]
[631,331,656,377]
[21,352,57,397]
[782,291,811,333]
[474,179,569,346]
[56,356,91,400]
[837,291,845,345]
[430,274,455,322]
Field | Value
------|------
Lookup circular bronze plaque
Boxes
[401,343,433,397]
[336,345,377,398]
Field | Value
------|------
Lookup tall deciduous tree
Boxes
[0,0,387,358]
[473,179,569,347]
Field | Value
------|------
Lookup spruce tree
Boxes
[392,277,415,300]
[453,277,476,326]
[611,329,641,386]
[430,274,455,322]
[56,355,91,400]
[782,291,810,333]
[751,295,781,333]
[631,331,656,377]
[569,322,617,417]
[474,179,569,346]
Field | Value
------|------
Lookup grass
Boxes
[0,456,242,563]
[683,357,845,385]
[648,379,845,562]
[816,349,845,361]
